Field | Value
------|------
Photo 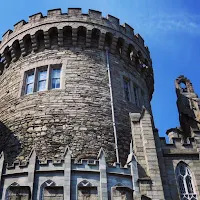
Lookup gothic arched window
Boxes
[40,180,63,200]
[176,162,197,200]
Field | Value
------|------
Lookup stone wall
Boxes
[0,9,153,165]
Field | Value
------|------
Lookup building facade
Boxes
[0,8,199,200]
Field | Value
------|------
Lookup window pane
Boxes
[178,176,186,194]
[26,83,34,94]
[52,78,60,89]
[52,68,60,78]
[38,70,47,81]
[133,87,138,105]
[123,78,130,101]
[38,80,46,91]
[27,73,34,84]
[186,176,194,193]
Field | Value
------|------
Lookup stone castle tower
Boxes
[0,8,199,200]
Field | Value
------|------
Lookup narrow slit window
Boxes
[37,69,47,91]
[123,78,130,102]
[51,68,61,89]
[25,71,34,94]
[133,85,139,107]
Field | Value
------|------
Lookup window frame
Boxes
[22,64,62,96]
[24,69,35,95]
[123,77,131,102]
[36,66,48,92]
[50,64,62,90]
[133,84,140,107]
[176,162,197,200]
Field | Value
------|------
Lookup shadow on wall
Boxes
[0,121,21,165]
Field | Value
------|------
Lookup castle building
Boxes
[0,8,199,200]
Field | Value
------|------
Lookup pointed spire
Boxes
[28,148,36,160]
[97,147,106,160]
[63,146,71,158]
[0,152,4,161]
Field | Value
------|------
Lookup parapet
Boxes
[0,8,150,59]
[1,147,133,182]
[159,136,198,156]
[0,8,154,99]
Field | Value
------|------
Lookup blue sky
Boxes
[0,0,200,138]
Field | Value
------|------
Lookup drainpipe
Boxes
[105,48,119,163]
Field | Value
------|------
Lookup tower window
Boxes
[123,78,130,102]
[51,68,61,89]
[176,162,197,200]
[37,69,47,91]
[25,71,35,94]
[133,85,139,107]
[23,64,62,95]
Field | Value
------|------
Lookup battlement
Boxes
[2,148,132,177]
[0,8,151,67]
[0,8,154,100]
[159,137,198,156]
[0,8,146,46]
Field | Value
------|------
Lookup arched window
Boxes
[5,182,31,200]
[35,30,45,51]
[12,40,21,60]
[40,180,63,200]
[77,180,98,200]
[176,162,197,200]
[3,46,12,67]
[105,32,113,48]
[91,28,100,47]
[116,37,124,55]
[23,34,32,54]
[0,54,5,75]
[48,27,58,48]
[63,26,72,46]
[77,26,86,46]
[111,183,133,200]
[127,44,135,61]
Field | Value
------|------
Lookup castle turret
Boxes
[175,75,200,138]
[0,8,158,200]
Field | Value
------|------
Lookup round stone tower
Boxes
[0,8,153,166]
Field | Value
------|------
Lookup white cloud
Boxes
[134,12,200,36]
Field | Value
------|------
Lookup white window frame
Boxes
[50,64,62,90]
[25,70,35,95]
[176,162,197,200]
[36,66,48,92]
[22,64,62,95]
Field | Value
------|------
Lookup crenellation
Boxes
[135,34,144,46]
[0,9,151,63]
[13,20,27,31]
[88,9,102,19]
[124,23,134,38]
[28,12,43,23]
[107,14,120,27]
[2,7,199,200]
[47,8,62,17]
[68,8,82,16]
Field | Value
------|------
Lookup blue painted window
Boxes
[25,72,34,94]
[37,70,47,91]
[51,68,61,89]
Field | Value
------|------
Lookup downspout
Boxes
[105,48,119,163]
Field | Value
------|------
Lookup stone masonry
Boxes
[0,8,199,200]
